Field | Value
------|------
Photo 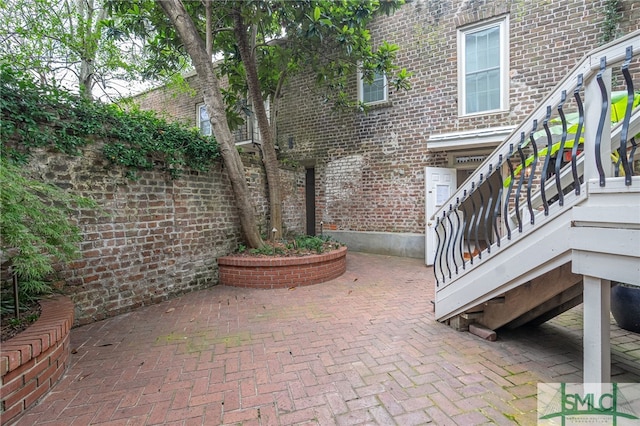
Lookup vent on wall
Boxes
[455,155,488,164]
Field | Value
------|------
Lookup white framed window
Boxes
[197,103,211,136]
[458,16,509,116]
[358,70,388,105]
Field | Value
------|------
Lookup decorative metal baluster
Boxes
[452,197,465,271]
[474,175,484,260]
[447,204,460,275]
[526,120,539,225]
[595,56,608,187]
[515,134,527,233]
[554,91,568,206]
[504,145,516,240]
[438,212,448,283]
[541,107,553,215]
[463,189,474,265]
[442,210,452,279]
[484,166,494,253]
[434,217,442,286]
[619,46,634,185]
[445,204,458,278]
[467,185,477,264]
[493,156,504,248]
[572,75,584,195]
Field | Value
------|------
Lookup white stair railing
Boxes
[432,30,640,300]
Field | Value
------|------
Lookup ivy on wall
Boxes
[0,65,223,312]
[602,0,623,44]
[0,65,220,179]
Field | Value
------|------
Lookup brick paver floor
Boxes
[14,252,640,425]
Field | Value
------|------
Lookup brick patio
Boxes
[11,252,640,425]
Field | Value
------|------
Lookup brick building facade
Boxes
[136,0,640,259]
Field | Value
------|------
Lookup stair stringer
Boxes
[435,208,574,322]
[477,263,584,330]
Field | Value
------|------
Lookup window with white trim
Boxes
[197,103,211,136]
[358,70,388,105]
[458,16,509,116]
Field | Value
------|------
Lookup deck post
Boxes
[583,275,611,384]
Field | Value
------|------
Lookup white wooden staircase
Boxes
[431,30,640,382]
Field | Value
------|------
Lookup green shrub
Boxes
[242,235,342,256]
[295,235,328,253]
[0,160,94,311]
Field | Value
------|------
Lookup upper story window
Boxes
[358,70,388,105]
[197,103,211,136]
[458,16,509,116]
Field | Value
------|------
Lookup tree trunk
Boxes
[76,0,95,99]
[75,0,107,99]
[232,8,283,241]
[78,61,94,99]
[158,0,263,248]
[204,0,212,58]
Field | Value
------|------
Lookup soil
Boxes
[1,300,41,342]
[234,240,343,257]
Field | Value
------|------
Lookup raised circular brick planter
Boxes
[218,246,347,289]
[1,296,74,425]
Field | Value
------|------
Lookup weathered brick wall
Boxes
[619,0,640,36]
[280,165,307,236]
[134,75,306,237]
[276,0,640,235]
[22,142,303,325]
[241,155,306,237]
[29,146,237,324]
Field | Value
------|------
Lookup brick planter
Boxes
[1,296,74,425]
[219,246,347,289]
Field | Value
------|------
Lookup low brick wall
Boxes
[218,246,347,289]
[0,296,74,425]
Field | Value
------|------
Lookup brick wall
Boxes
[135,71,203,126]
[276,0,640,236]
[239,154,306,237]
[134,75,306,238]
[19,142,303,325]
